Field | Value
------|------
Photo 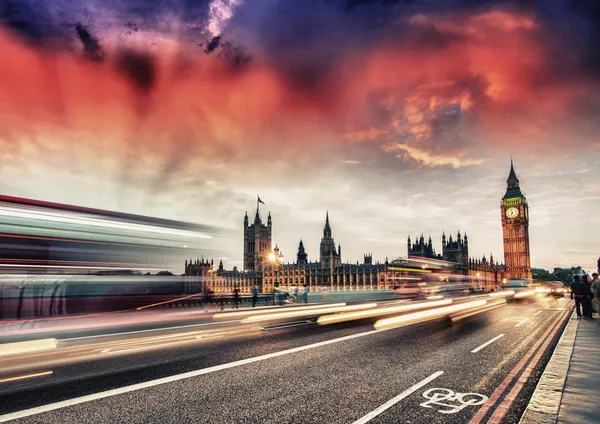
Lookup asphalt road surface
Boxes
[0,295,573,423]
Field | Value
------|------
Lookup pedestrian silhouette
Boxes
[251,285,258,307]
[233,287,240,310]
[571,275,592,319]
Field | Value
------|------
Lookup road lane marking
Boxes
[469,307,571,423]
[471,334,505,353]
[514,319,529,328]
[0,327,390,422]
[59,320,240,342]
[533,311,542,316]
[487,308,572,423]
[351,371,444,424]
[420,388,488,414]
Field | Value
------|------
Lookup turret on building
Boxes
[243,205,272,272]
[408,234,438,259]
[442,231,468,266]
[297,239,308,265]
[320,212,342,269]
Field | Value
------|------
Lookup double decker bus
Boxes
[0,195,220,318]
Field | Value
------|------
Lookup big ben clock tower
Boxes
[501,159,532,280]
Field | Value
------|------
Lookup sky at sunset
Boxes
[0,0,599,272]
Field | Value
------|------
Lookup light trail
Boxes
[136,293,203,310]
[242,303,378,323]
[514,290,536,299]
[0,339,57,357]
[316,299,452,326]
[0,206,211,239]
[426,295,445,300]
[374,299,487,330]
[489,290,515,298]
[213,303,346,320]
[450,299,507,323]
[0,371,53,384]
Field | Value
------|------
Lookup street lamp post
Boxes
[269,246,284,305]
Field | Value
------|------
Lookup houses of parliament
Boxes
[185,161,532,293]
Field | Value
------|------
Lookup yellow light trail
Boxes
[388,267,432,273]
[0,371,53,384]
[489,291,515,298]
[136,293,203,310]
[514,290,536,298]
[213,303,346,320]
[242,303,378,323]
[374,299,488,330]
[0,339,57,357]
[317,299,453,326]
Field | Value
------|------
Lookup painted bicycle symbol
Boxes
[420,388,488,414]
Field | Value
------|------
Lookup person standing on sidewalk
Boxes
[591,273,600,317]
[581,275,594,318]
[571,275,590,319]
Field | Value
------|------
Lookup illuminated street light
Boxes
[269,245,284,305]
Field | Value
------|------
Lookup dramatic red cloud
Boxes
[0,7,597,170]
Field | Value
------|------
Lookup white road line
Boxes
[534,311,542,316]
[59,320,240,342]
[471,334,505,353]
[351,371,444,424]
[514,319,529,328]
[0,328,388,422]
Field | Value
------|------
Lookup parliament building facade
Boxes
[185,161,532,293]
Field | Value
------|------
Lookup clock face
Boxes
[506,207,519,219]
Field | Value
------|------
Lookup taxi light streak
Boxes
[101,339,201,355]
[0,371,53,384]
[514,290,536,298]
[0,339,58,357]
[489,291,515,298]
[316,299,453,325]
[374,300,488,330]
[242,303,378,323]
[450,299,507,323]
[137,293,203,310]
[213,303,347,319]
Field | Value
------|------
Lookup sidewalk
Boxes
[520,313,600,424]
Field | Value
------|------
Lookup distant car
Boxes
[429,284,471,298]
[502,279,536,301]
[394,283,423,299]
[545,281,569,297]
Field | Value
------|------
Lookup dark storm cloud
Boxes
[203,35,221,54]
[75,24,104,61]
[115,49,156,94]
[0,0,70,46]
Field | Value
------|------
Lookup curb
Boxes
[519,311,578,424]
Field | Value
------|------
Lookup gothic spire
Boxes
[504,158,524,199]
[323,211,332,238]
[507,157,518,182]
